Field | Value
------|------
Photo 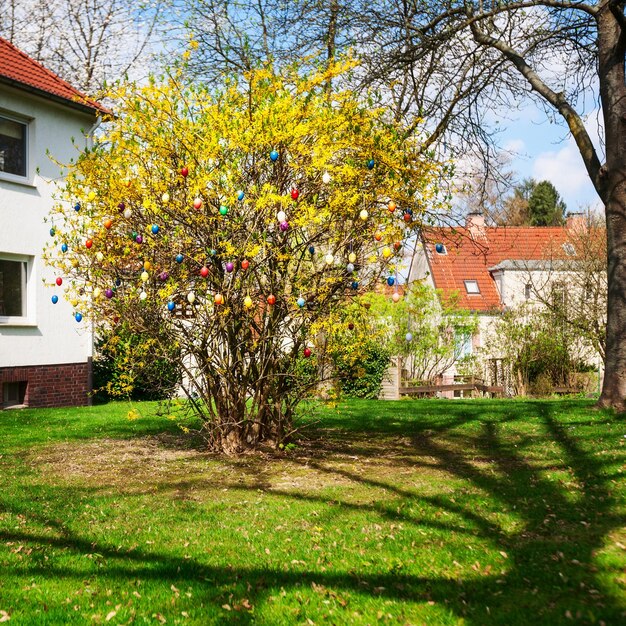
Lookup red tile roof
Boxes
[422,225,573,312]
[0,37,108,115]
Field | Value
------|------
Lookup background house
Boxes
[0,37,105,408]
[380,212,604,398]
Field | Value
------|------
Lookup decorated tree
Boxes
[45,60,441,452]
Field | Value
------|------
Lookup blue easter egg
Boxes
[75,312,83,322]
[49,227,55,237]
[175,253,184,263]
[387,276,395,286]
[297,296,306,308]
[351,281,359,290]
[435,243,444,254]
[237,190,245,201]
[308,246,315,255]
[167,301,176,312]
[151,224,159,234]
[270,150,279,162]
[74,203,81,211]
[51,295,59,304]
[115,278,122,287]
[61,243,68,253]
[366,159,375,170]
[406,332,413,342]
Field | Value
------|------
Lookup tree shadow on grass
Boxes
[1,400,624,624]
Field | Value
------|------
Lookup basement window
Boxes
[2,381,27,408]
[464,280,480,294]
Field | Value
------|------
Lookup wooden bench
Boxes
[399,382,504,398]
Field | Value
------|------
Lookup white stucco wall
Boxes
[0,85,97,367]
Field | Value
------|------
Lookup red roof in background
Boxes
[422,225,572,312]
[0,37,108,115]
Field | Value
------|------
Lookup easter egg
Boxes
[93,287,101,298]
[105,289,114,299]
[144,261,152,271]
[406,332,413,342]
[237,190,245,201]
[297,296,306,308]
[309,246,315,255]
[74,203,81,211]
[88,191,96,201]
[104,218,113,229]
[392,292,401,303]
[303,347,312,358]
[118,202,125,211]
[403,212,412,223]
[115,278,122,287]
[394,241,402,251]
[241,259,249,270]
[388,201,396,212]
[162,193,170,203]
[175,253,184,263]
[348,322,354,330]
[366,159,375,170]
[435,243,445,253]
[139,291,148,301]
[277,210,287,222]
[359,209,368,221]
[210,249,217,256]
[244,295,253,309]
[214,293,224,305]
[279,221,289,232]
[291,188,299,200]
[346,263,355,273]
[51,295,58,304]
[225,262,234,273]
[348,252,357,263]
[267,294,276,305]
[187,291,196,303]
[270,150,279,162]
[61,243,68,253]
[193,198,202,209]
[123,208,132,219]
[135,235,143,244]
[387,276,395,286]
[382,247,392,258]
[159,272,169,281]
[351,281,359,290]
[374,231,383,241]
[49,227,56,237]
[325,253,334,265]
[75,312,83,322]
[56,277,63,286]
[167,301,176,311]
[322,172,331,184]
[180,166,189,177]
[85,240,92,251]
[151,224,159,234]
[219,205,228,216]
[141,271,149,282]
[200,266,209,278]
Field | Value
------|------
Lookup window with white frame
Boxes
[0,114,27,178]
[464,279,480,294]
[0,256,29,320]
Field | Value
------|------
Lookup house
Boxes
[380,212,604,398]
[0,37,107,408]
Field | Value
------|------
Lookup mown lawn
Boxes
[0,398,624,625]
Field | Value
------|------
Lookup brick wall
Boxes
[0,361,91,408]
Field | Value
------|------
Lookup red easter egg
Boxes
[394,241,402,251]
[303,347,312,358]
[241,259,249,270]
[348,322,354,330]
[200,266,209,278]
[55,277,63,286]
[291,188,299,200]
[85,239,93,249]
[180,166,189,177]
[267,294,276,305]
[403,213,412,222]
[193,198,202,210]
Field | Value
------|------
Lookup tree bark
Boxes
[596,0,626,411]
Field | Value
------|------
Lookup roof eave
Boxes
[0,75,109,117]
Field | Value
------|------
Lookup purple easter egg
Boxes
[105,289,114,299]
[225,262,234,272]
[279,221,289,232]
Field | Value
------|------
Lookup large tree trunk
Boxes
[596,1,626,411]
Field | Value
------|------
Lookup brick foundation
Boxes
[0,361,91,408]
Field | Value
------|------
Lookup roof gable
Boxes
[422,225,575,312]
[0,37,108,115]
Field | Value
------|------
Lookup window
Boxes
[562,242,576,256]
[0,115,27,177]
[0,257,28,320]
[454,331,473,359]
[524,283,532,300]
[464,279,480,294]
[2,381,27,408]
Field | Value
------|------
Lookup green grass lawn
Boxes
[0,398,624,625]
